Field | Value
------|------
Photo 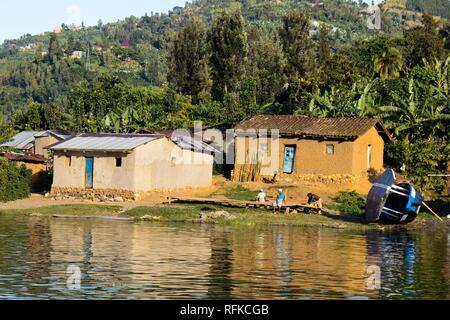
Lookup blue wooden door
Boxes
[282,146,296,173]
[85,157,94,189]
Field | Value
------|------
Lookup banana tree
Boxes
[378,78,450,141]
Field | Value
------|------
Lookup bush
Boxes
[328,191,366,216]
[385,140,448,196]
[0,158,31,202]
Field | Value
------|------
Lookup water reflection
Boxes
[0,215,449,299]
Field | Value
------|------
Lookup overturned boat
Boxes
[366,169,422,224]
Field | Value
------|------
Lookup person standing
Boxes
[274,189,286,214]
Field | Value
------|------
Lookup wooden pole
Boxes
[423,201,444,222]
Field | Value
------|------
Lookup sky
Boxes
[0,0,188,42]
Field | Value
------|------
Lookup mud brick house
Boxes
[233,115,392,180]
[33,130,73,158]
[0,151,48,191]
[47,133,216,199]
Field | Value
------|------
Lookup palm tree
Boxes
[373,47,403,79]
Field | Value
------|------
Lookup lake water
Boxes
[0,214,449,300]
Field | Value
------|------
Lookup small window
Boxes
[115,157,122,167]
[65,155,72,166]
[326,144,335,155]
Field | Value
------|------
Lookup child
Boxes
[256,189,266,203]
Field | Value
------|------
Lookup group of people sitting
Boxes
[256,188,322,214]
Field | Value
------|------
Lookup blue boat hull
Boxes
[366,169,422,224]
[378,183,422,224]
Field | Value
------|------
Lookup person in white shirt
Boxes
[256,189,266,203]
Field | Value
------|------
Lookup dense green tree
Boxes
[136,43,168,87]
[317,24,331,63]
[247,33,287,104]
[279,11,312,77]
[167,16,210,100]
[48,33,64,64]
[403,14,445,67]
[0,114,15,144]
[209,9,248,100]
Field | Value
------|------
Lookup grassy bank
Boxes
[122,204,394,230]
[0,204,122,216]
[0,202,447,231]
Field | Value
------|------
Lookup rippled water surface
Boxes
[0,214,449,299]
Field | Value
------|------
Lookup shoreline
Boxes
[1,201,448,232]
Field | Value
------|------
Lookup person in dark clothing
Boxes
[307,193,320,204]
[306,193,323,214]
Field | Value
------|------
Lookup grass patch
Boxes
[325,191,366,217]
[0,204,122,216]
[123,205,200,222]
[210,185,257,201]
[121,203,375,229]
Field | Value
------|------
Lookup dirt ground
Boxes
[0,176,373,210]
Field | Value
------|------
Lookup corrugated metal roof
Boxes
[235,115,391,140]
[171,136,219,153]
[49,134,162,152]
[0,131,39,149]
[34,129,73,140]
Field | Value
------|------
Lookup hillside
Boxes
[0,0,448,120]
[1,0,448,119]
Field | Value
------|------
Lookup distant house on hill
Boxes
[69,50,85,59]
[53,26,62,34]
[233,115,392,181]
[48,133,216,199]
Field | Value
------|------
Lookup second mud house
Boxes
[48,133,215,199]
[233,115,392,181]
[34,130,73,158]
